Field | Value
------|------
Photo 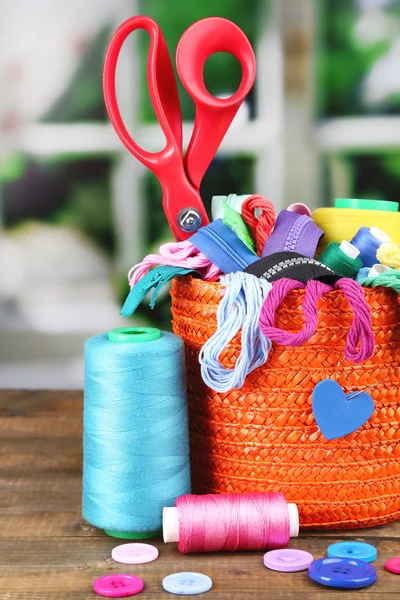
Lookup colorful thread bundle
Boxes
[357,269,400,293]
[127,239,221,288]
[259,278,374,364]
[199,272,272,392]
[377,242,400,269]
[241,195,276,255]
[83,328,191,536]
[319,242,362,278]
[175,492,291,554]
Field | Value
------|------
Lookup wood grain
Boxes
[0,389,399,599]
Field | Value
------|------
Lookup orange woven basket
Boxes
[171,276,400,529]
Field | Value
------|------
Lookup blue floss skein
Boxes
[199,271,272,392]
[356,267,371,283]
[350,227,386,267]
[83,328,191,538]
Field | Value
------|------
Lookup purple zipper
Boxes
[283,215,310,252]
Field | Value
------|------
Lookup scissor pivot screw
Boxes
[177,208,202,233]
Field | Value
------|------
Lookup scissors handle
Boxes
[103,16,182,176]
[177,18,256,189]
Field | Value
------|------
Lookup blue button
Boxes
[162,572,213,595]
[327,541,377,563]
[308,557,377,589]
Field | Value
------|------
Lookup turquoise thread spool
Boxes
[82,326,191,539]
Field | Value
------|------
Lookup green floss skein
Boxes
[319,242,362,278]
[358,270,400,293]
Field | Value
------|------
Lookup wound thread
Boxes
[176,492,290,554]
[350,226,390,268]
[319,242,362,278]
[83,329,191,536]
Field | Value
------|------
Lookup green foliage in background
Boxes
[317,0,400,117]
[138,0,262,122]
[318,0,400,204]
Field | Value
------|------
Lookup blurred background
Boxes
[1,0,399,388]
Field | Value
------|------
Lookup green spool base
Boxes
[104,529,161,540]
[334,198,399,212]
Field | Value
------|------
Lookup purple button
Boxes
[93,574,144,597]
[111,543,159,565]
[264,549,314,572]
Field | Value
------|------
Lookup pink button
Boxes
[264,549,314,572]
[111,543,159,565]
[93,574,144,597]
[386,557,400,574]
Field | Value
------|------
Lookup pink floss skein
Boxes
[259,278,374,363]
[176,492,290,554]
[128,240,221,288]
[259,279,332,346]
[334,277,375,363]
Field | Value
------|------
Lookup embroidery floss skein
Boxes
[199,271,272,392]
[83,327,191,539]
[241,195,276,255]
[259,278,374,363]
[357,270,400,294]
[127,239,221,288]
[162,492,299,554]
[377,242,400,269]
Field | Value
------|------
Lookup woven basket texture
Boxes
[170,276,400,529]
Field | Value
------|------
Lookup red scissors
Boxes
[103,16,256,241]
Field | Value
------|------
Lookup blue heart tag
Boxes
[312,380,375,440]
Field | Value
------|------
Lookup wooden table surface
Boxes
[1,390,400,599]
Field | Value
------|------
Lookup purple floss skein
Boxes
[259,278,374,364]
[259,279,332,346]
[334,278,374,363]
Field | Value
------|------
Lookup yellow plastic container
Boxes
[313,208,400,253]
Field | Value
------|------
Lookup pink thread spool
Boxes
[163,492,299,554]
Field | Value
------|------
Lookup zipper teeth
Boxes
[207,227,248,269]
[284,215,310,252]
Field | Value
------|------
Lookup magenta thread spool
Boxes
[163,492,299,553]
